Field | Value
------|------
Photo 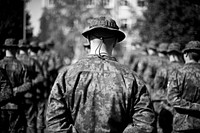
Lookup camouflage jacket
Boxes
[143,56,168,91]
[167,62,200,131]
[152,61,183,101]
[46,55,155,133]
[0,67,13,107]
[17,53,44,100]
[0,56,30,109]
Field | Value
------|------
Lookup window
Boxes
[137,0,145,7]
[120,0,128,6]
[103,0,110,6]
[87,0,95,7]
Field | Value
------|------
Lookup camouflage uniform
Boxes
[167,41,200,133]
[0,67,13,107]
[17,39,44,133]
[29,41,46,133]
[0,39,31,133]
[46,55,155,133]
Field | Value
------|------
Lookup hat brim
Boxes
[167,50,182,54]
[82,27,125,42]
[182,48,200,53]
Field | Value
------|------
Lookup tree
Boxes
[38,0,113,60]
[0,0,33,44]
[138,0,200,45]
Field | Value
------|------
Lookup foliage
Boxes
[38,0,114,60]
[138,0,200,45]
[0,0,33,44]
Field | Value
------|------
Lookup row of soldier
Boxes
[0,38,63,133]
[128,40,200,133]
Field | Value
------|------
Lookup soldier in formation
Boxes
[46,16,156,133]
[0,38,63,133]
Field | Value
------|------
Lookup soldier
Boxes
[152,42,184,133]
[46,16,156,133]
[0,38,32,133]
[28,41,46,133]
[17,39,44,133]
[45,40,63,87]
[0,68,13,107]
[142,40,159,92]
[167,41,200,133]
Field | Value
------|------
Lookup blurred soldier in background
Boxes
[130,43,148,77]
[17,39,44,133]
[142,40,159,91]
[45,40,63,88]
[46,16,155,133]
[0,67,13,107]
[0,38,32,133]
[167,41,200,133]
[37,42,50,99]
[29,41,46,133]
[0,44,13,107]
[152,42,184,133]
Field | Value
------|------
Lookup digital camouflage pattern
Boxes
[0,56,30,109]
[152,61,183,133]
[0,56,30,133]
[152,61,184,101]
[0,67,13,107]
[46,55,155,133]
[167,62,200,131]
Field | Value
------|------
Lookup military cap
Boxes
[157,42,168,53]
[182,41,200,53]
[147,40,158,50]
[167,42,182,54]
[18,39,29,48]
[3,38,18,48]
[82,16,125,42]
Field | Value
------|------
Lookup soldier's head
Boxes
[18,39,29,52]
[3,38,18,56]
[147,40,158,55]
[157,42,169,57]
[182,41,200,62]
[167,42,183,62]
[82,16,125,56]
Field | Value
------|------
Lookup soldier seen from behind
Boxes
[152,42,184,133]
[28,41,46,133]
[17,39,44,133]
[46,16,155,133]
[167,41,200,133]
[0,38,32,133]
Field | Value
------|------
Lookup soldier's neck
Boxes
[5,50,15,57]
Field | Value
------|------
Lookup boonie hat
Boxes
[182,41,200,53]
[167,42,182,54]
[18,39,29,48]
[3,38,18,48]
[157,42,168,53]
[82,16,125,42]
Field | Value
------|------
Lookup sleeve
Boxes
[46,72,76,133]
[0,68,13,106]
[167,71,200,113]
[123,77,156,133]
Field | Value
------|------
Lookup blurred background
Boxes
[1,0,200,64]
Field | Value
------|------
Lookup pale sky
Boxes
[27,0,43,36]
